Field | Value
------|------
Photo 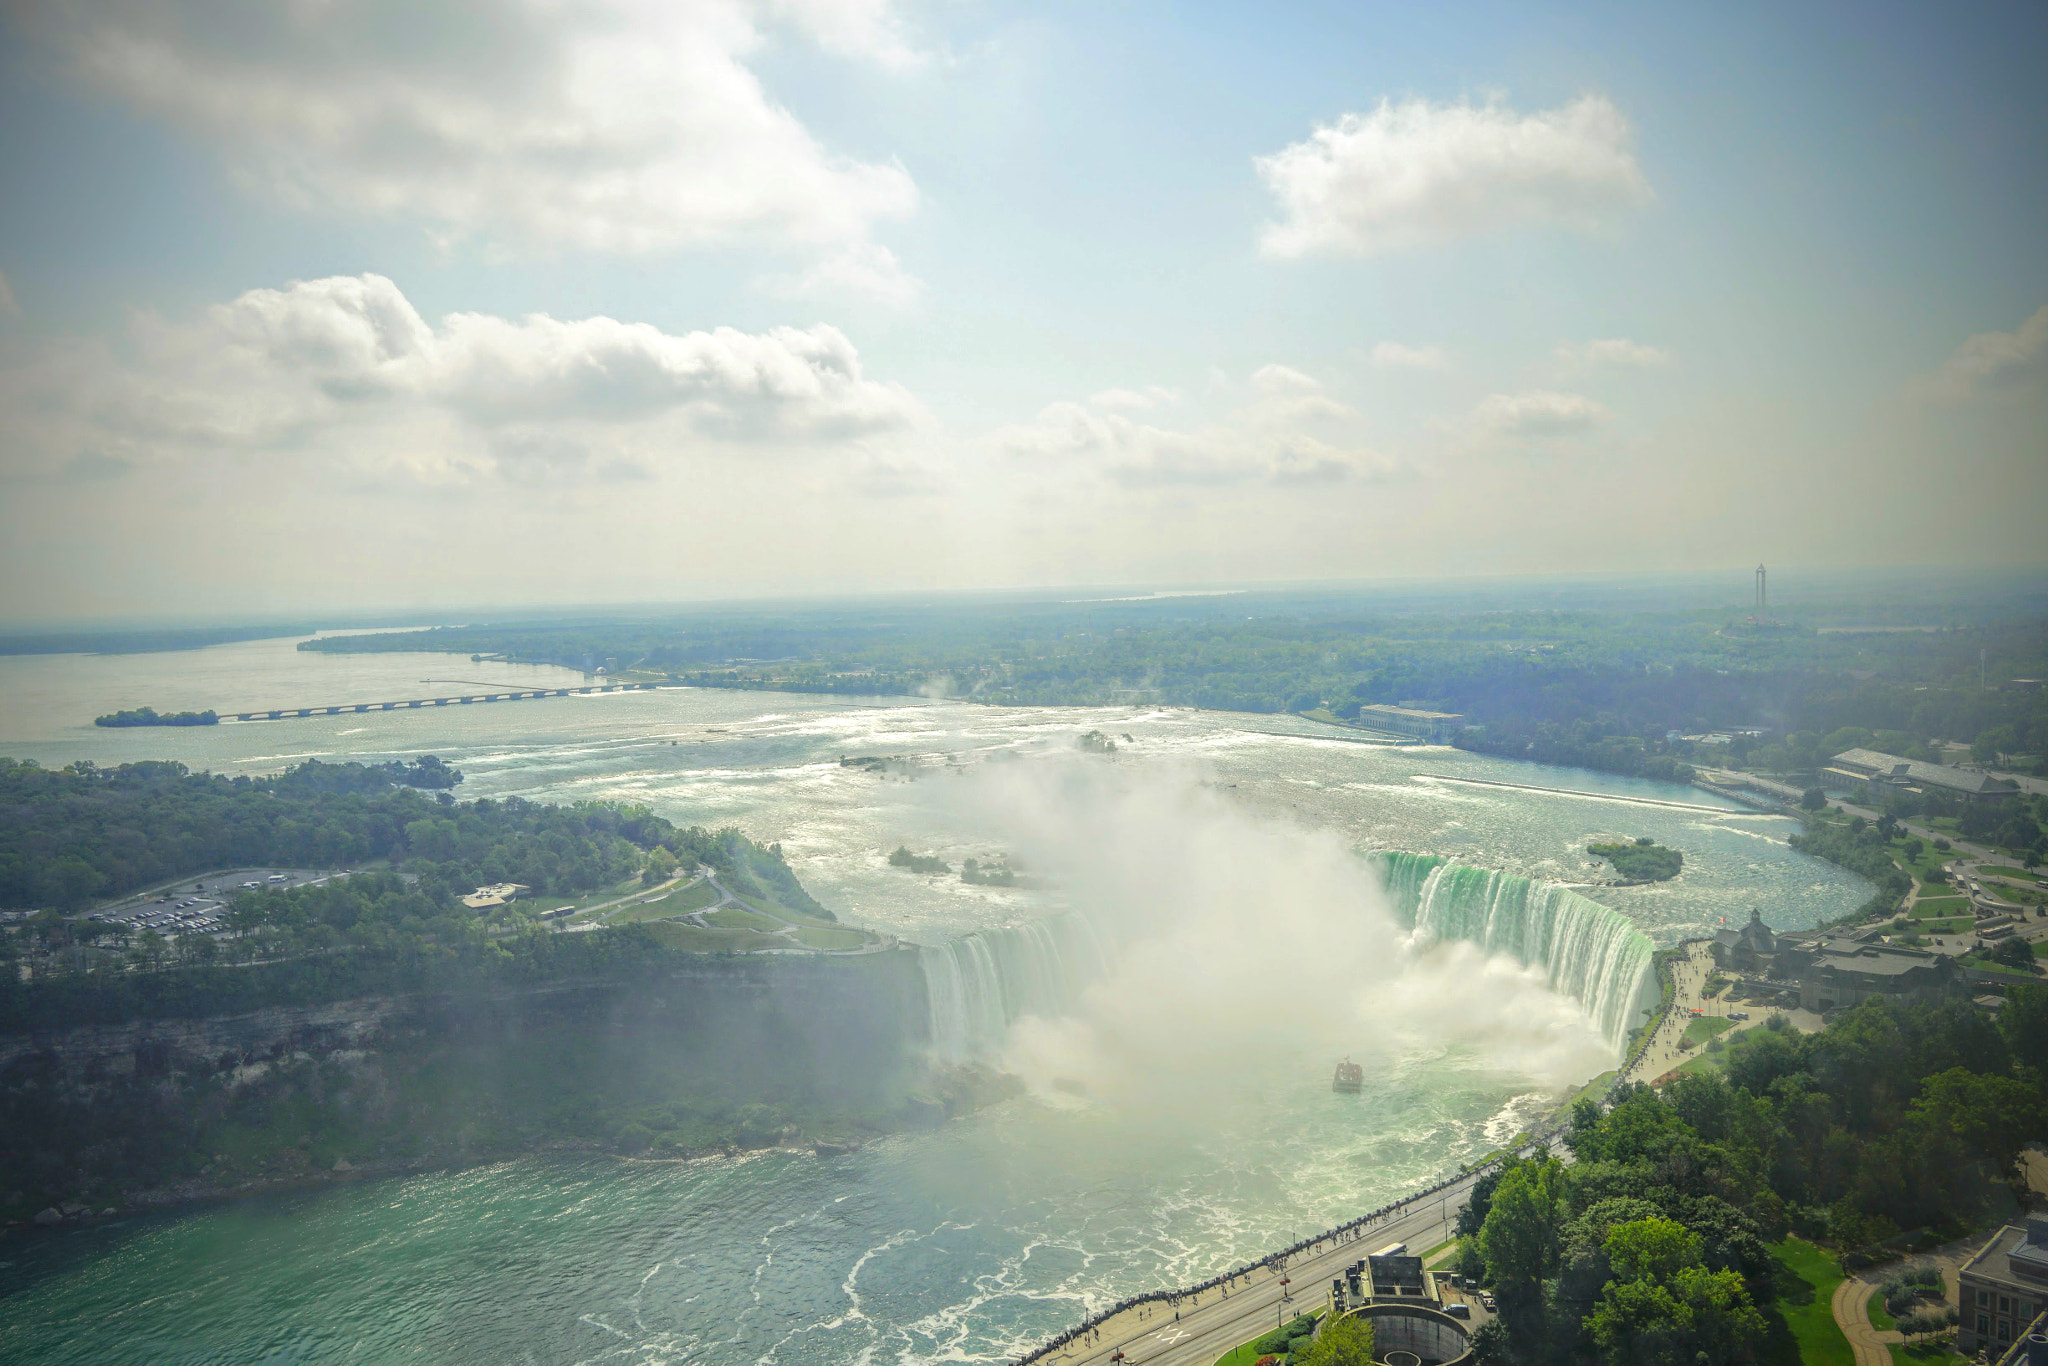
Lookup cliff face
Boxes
[0,951,933,1221]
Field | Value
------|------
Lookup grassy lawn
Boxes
[705,905,785,932]
[1867,1287,1895,1331]
[1891,1341,1967,1365]
[1211,1313,1322,1366]
[1676,1048,1728,1077]
[1683,1016,1735,1047]
[1983,866,2043,880]
[795,925,872,950]
[1911,897,1970,916]
[1962,953,2041,978]
[1769,1238,1855,1366]
[641,920,780,953]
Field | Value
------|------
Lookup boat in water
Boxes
[1332,1058,1363,1093]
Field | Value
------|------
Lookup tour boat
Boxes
[1332,1058,1363,1093]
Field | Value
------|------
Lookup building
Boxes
[1713,909,1780,973]
[1722,925,1961,1013]
[1960,1215,2048,1356]
[461,882,530,910]
[1774,936,1960,1012]
[1991,1310,2046,1365]
[1824,749,2018,804]
[1355,704,1465,743]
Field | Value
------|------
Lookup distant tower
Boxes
[1755,564,1767,613]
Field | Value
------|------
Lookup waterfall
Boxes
[1374,852,1657,1049]
[917,913,1114,1061]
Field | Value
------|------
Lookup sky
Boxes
[0,0,2044,623]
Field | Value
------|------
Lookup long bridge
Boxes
[225,682,659,722]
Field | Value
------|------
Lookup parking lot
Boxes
[87,868,347,938]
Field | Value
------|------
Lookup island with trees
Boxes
[93,706,219,727]
[1585,837,1683,883]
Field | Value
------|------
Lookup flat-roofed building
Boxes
[1355,704,1465,743]
[461,882,530,910]
[1762,934,1960,1013]
[1824,749,2018,804]
[1960,1215,2048,1356]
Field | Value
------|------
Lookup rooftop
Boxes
[1965,1216,2048,1289]
[1829,749,2019,796]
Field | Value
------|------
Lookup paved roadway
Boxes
[1031,1157,1530,1366]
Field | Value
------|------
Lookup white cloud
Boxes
[996,367,1398,488]
[0,273,925,485]
[765,0,926,72]
[1369,341,1449,370]
[1474,389,1611,437]
[756,242,923,309]
[1557,337,1671,368]
[1922,304,2048,399]
[23,0,920,256]
[1256,95,1650,257]
[1250,363,1323,395]
[1089,386,1180,411]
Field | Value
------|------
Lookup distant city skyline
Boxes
[0,1,2044,620]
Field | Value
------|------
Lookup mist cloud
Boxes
[933,760,1616,1111]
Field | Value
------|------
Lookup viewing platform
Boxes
[226,683,658,721]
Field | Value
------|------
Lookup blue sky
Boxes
[1,0,2043,620]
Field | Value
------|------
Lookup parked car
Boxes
[1444,1303,1471,1319]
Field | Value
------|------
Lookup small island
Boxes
[887,845,950,874]
[1587,836,1683,882]
[94,706,219,728]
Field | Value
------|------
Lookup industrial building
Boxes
[1824,749,2019,804]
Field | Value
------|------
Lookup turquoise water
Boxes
[0,637,1869,1363]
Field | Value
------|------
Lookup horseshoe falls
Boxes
[917,913,1115,1060]
[1376,852,1658,1048]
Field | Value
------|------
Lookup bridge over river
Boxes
[226,682,658,721]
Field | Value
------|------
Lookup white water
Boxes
[1379,852,1657,1047]
[918,913,1116,1060]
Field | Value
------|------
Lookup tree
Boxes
[1479,1157,1565,1321]
[1911,1067,2048,1180]
[1974,725,2020,765]
[1604,1217,1700,1283]
[1800,788,1827,811]
[1294,1313,1373,1366]
[1457,1165,1506,1237]
[1589,1219,1766,1365]
[1988,936,2036,970]
[642,846,678,886]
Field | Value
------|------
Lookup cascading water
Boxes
[1375,852,1657,1049]
[917,913,1115,1060]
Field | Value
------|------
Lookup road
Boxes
[1034,1157,1527,1366]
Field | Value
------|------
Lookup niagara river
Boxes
[0,637,1870,1365]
